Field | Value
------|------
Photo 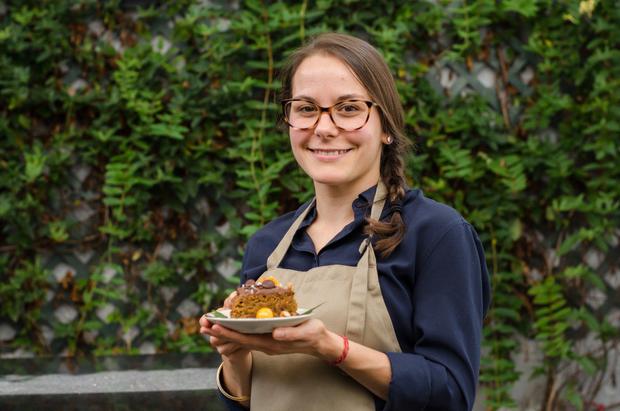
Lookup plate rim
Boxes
[206,307,312,322]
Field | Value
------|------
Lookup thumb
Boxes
[272,326,299,341]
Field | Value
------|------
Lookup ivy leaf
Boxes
[24,144,46,183]
[48,221,69,242]
[501,0,539,17]
[148,123,188,140]
[0,194,11,218]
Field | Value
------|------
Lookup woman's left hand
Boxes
[202,318,343,361]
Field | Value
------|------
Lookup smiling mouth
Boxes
[308,148,353,156]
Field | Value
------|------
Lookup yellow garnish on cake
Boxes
[256,307,274,319]
[258,275,281,287]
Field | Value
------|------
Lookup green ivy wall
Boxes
[1,1,619,409]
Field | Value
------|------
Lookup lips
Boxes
[308,148,353,156]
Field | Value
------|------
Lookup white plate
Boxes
[206,308,313,334]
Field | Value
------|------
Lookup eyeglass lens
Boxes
[284,100,370,130]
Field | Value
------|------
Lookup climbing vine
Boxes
[1,1,618,409]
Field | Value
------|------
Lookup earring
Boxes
[386,135,393,144]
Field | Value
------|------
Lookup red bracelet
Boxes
[330,335,349,366]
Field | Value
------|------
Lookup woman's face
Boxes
[289,54,388,193]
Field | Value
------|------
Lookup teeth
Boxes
[313,149,350,156]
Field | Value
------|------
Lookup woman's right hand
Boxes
[200,290,252,407]
[200,290,251,361]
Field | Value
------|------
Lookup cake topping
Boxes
[256,307,274,319]
[259,275,281,286]
[238,278,288,296]
[231,275,298,318]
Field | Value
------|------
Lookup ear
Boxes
[379,130,387,144]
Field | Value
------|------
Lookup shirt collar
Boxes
[356,184,378,205]
[290,184,382,253]
[292,184,379,220]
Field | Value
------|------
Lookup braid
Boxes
[364,137,410,258]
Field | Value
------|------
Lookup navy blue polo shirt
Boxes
[219,185,491,411]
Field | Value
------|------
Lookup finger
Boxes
[209,336,247,353]
[215,327,283,353]
[201,325,223,336]
[211,324,250,341]
[272,319,318,341]
[205,323,243,340]
[272,326,303,341]
[199,315,211,328]
[209,335,227,347]
[200,319,216,335]
[208,325,257,347]
[198,315,213,328]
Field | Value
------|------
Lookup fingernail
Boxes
[274,330,284,339]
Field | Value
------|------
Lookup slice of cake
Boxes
[231,277,298,319]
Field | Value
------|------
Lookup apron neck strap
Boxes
[358,180,388,255]
[266,180,389,270]
[369,180,388,221]
[266,199,315,270]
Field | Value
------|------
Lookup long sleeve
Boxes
[218,392,249,411]
[383,221,490,411]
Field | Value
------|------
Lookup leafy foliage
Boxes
[1,0,619,409]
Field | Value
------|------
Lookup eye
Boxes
[297,105,317,113]
[335,101,365,114]
[291,102,318,116]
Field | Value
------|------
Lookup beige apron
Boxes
[251,182,402,410]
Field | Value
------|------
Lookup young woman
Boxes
[200,32,490,411]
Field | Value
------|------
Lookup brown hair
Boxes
[278,32,412,257]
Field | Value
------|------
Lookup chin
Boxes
[309,175,354,187]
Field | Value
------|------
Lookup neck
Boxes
[313,179,378,225]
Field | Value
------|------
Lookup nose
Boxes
[314,111,339,138]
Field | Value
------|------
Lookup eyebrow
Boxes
[291,93,367,102]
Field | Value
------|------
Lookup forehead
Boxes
[291,54,369,101]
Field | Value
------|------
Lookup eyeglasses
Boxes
[281,99,378,131]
